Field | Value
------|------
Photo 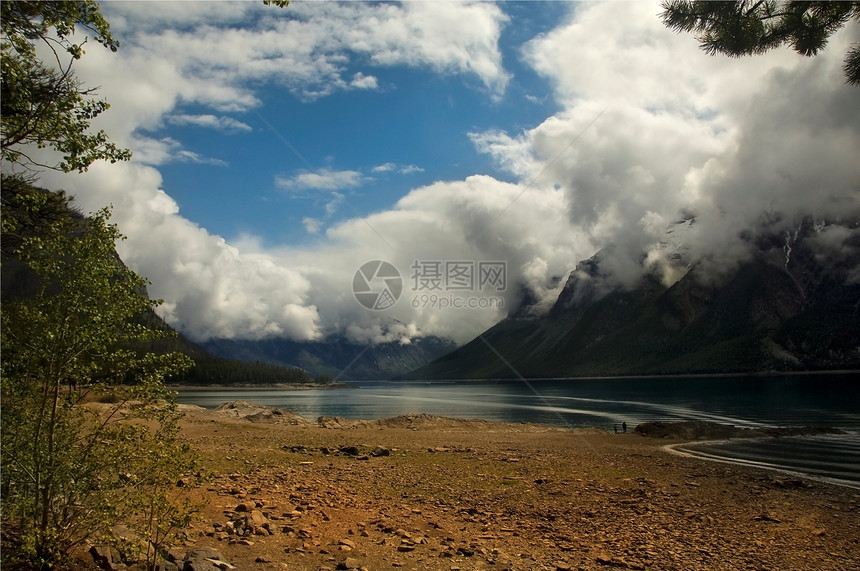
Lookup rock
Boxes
[339,445,361,456]
[183,548,233,571]
[339,556,362,570]
[90,545,124,571]
[247,509,268,526]
[214,401,311,425]
[771,476,811,488]
[752,513,782,523]
[339,538,357,549]
[371,446,391,457]
[166,549,186,565]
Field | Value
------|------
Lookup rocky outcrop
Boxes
[89,545,233,571]
[214,401,312,425]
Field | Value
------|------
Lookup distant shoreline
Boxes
[171,369,859,391]
[167,382,351,391]
[401,369,860,382]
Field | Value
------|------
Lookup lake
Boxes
[177,373,860,487]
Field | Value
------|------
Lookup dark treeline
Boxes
[168,356,335,386]
[130,312,338,386]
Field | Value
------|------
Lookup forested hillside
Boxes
[1,178,335,387]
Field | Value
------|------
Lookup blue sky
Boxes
[143,3,566,247]
[28,1,859,345]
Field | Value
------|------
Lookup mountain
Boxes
[202,335,457,381]
[408,218,860,379]
[0,178,333,388]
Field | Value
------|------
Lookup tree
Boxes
[1,183,197,569]
[1,1,131,173]
[661,1,860,84]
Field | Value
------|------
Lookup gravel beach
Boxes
[168,402,860,571]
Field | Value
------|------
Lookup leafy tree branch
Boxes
[1,1,131,173]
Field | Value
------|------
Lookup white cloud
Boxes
[275,168,367,192]
[15,1,515,345]
[350,72,378,90]
[33,1,859,349]
[38,161,322,342]
[347,0,511,99]
[398,164,424,175]
[372,162,424,175]
[131,136,227,167]
[166,114,252,132]
[302,217,322,235]
[474,1,860,286]
[100,0,509,103]
[284,175,582,344]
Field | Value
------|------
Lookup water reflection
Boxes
[177,374,860,431]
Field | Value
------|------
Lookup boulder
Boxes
[182,547,233,571]
[90,545,124,571]
[370,446,391,457]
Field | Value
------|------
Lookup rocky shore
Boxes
[98,402,860,570]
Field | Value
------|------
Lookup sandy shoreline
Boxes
[162,403,860,570]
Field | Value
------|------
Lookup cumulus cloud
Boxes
[14,1,517,344]
[37,161,322,342]
[32,0,859,349]
[476,1,860,288]
[350,72,378,90]
[100,0,509,102]
[277,175,582,344]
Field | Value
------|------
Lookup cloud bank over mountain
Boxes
[33,2,859,345]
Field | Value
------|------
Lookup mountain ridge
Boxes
[202,335,457,381]
[407,218,860,380]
